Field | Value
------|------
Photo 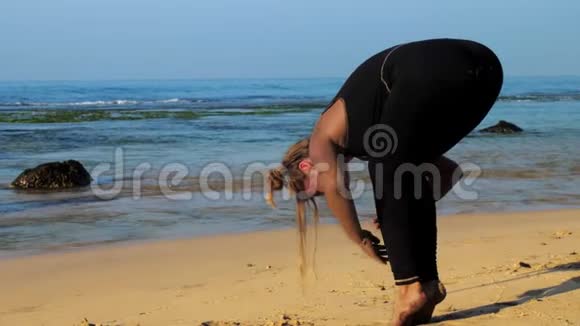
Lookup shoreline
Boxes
[1,206,578,261]
[1,206,578,259]
[1,208,579,325]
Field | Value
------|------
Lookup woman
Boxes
[266,38,503,325]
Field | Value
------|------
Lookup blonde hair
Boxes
[266,138,319,278]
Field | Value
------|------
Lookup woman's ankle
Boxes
[421,279,447,303]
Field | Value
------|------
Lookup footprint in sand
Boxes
[200,314,313,326]
[77,319,96,326]
[200,322,242,326]
[266,314,314,326]
[77,318,130,326]
[551,231,573,239]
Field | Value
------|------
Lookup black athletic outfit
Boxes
[325,39,503,285]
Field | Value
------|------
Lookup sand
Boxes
[0,209,579,326]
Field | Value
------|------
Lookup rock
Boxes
[11,160,92,190]
[479,120,523,134]
[519,261,532,268]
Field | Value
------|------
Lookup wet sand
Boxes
[0,209,579,325]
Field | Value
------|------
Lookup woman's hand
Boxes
[360,229,381,243]
[359,229,388,264]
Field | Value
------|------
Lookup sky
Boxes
[0,0,579,80]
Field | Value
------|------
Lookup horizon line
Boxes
[1,75,580,83]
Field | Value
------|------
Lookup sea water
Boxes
[0,77,579,255]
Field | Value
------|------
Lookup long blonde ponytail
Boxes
[266,138,320,278]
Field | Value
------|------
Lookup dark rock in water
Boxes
[11,160,92,190]
[480,120,523,134]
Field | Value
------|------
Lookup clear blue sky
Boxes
[0,0,578,80]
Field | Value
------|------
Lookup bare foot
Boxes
[414,280,447,325]
[391,282,429,326]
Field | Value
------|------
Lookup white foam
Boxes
[158,98,181,103]
[67,100,139,106]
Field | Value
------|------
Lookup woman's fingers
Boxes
[361,238,387,264]
[360,229,387,264]
[360,229,381,244]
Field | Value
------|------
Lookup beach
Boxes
[1,78,580,325]
[2,0,580,324]
[1,209,578,325]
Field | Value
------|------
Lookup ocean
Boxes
[1,77,579,256]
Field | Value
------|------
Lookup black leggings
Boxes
[368,41,503,285]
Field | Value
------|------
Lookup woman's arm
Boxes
[309,133,363,243]
[309,99,386,264]
[309,130,387,264]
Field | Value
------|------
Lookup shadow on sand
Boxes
[432,261,580,323]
